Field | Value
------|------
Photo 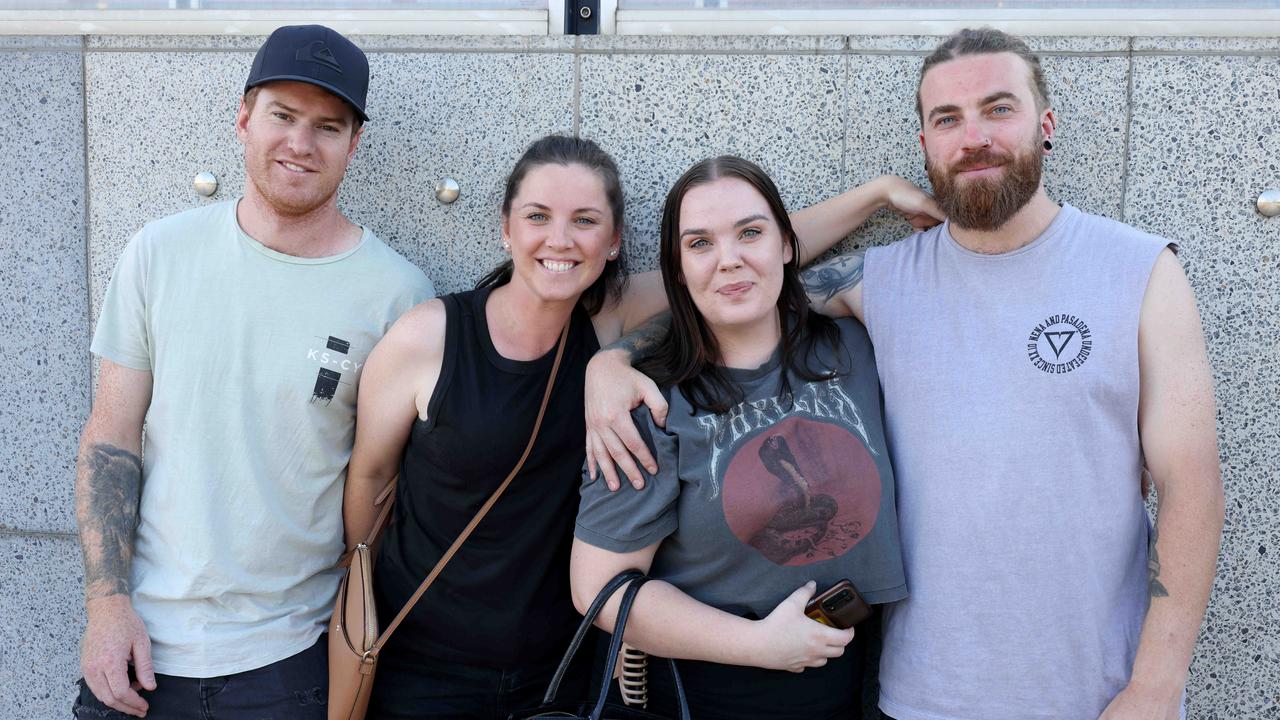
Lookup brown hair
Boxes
[916,27,1050,124]
[475,134,627,316]
[639,155,845,415]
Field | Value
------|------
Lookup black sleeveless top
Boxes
[374,286,600,668]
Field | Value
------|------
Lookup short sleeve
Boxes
[575,404,680,553]
[413,272,436,304]
[399,263,435,307]
[90,232,151,371]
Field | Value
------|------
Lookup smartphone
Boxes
[804,579,871,629]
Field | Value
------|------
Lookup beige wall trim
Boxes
[0,9,548,36]
[616,9,1280,37]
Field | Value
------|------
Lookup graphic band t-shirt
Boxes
[576,317,906,618]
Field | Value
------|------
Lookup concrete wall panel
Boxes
[0,48,89,535]
[0,533,85,719]
[85,50,250,326]
[343,51,575,294]
[842,53,933,249]
[580,52,846,272]
[1127,53,1280,719]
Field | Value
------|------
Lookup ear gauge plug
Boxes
[1044,139,1053,151]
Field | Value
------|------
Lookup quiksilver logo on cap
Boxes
[297,40,343,73]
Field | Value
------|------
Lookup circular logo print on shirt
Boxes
[1026,313,1092,374]
[721,417,881,567]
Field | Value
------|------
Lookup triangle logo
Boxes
[1045,331,1076,359]
[297,41,343,73]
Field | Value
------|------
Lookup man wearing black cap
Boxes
[73,25,434,718]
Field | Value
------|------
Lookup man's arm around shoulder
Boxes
[585,313,673,492]
[1101,249,1224,719]
[76,358,156,718]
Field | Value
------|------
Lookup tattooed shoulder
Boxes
[801,251,866,305]
[601,312,671,363]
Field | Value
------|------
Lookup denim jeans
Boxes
[72,634,327,720]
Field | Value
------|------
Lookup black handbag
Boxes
[510,570,692,720]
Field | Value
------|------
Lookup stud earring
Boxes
[608,249,618,259]
[1043,139,1053,151]
[502,241,510,252]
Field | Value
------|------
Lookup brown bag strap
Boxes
[369,320,572,656]
[365,478,398,547]
[336,469,399,570]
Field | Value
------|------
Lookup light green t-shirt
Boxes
[91,199,434,677]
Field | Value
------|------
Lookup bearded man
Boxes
[73,26,433,719]
[583,28,1223,720]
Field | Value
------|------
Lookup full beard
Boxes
[927,142,1043,232]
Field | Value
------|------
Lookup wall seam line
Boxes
[80,36,94,410]
[573,36,581,137]
[840,38,850,204]
[0,46,86,53]
[0,527,78,540]
[1119,36,1135,224]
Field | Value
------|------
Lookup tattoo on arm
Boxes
[600,312,671,364]
[801,251,866,306]
[1147,525,1170,599]
[78,444,143,600]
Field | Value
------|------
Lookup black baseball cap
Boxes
[245,25,370,122]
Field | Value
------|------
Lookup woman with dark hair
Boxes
[344,136,933,718]
[571,156,907,720]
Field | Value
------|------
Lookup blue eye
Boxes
[575,217,597,225]
[527,213,547,222]
[741,228,761,239]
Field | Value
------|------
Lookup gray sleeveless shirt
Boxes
[863,205,1172,720]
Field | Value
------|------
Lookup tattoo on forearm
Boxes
[601,312,671,364]
[801,251,866,305]
[78,444,142,600]
[1147,525,1170,599]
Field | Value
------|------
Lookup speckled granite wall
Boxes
[0,36,90,720]
[1125,40,1280,718]
[1,33,1276,719]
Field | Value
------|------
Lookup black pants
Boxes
[72,634,327,720]
[637,630,869,720]
[368,638,597,720]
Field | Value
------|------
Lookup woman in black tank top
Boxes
[343,136,670,719]
[343,136,938,719]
